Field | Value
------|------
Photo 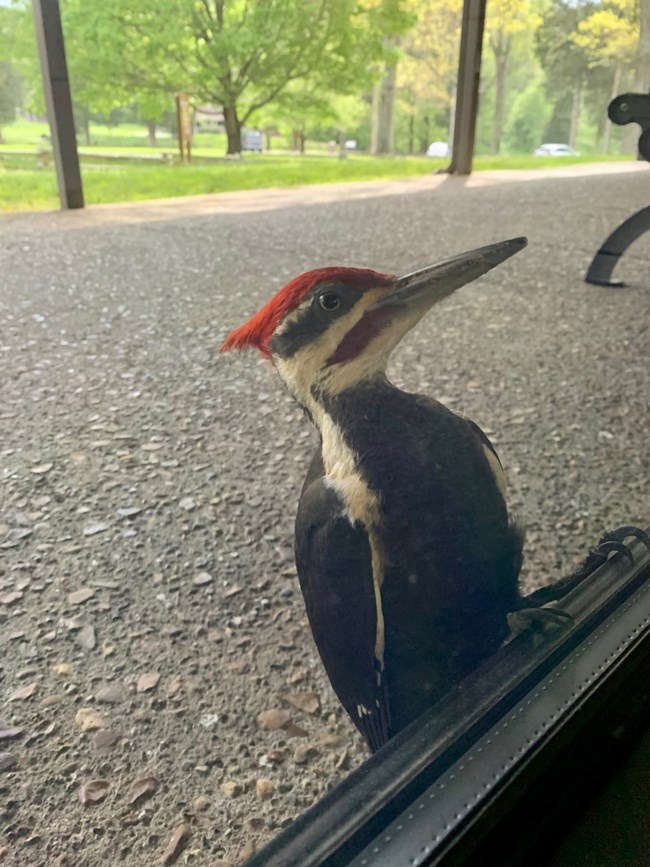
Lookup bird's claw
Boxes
[505,606,573,642]
[596,525,650,555]
[582,525,649,576]
[593,540,633,564]
[563,525,650,588]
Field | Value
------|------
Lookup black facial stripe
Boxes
[269,315,330,358]
[269,283,363,359]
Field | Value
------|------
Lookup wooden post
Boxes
[176,93,192,163]
[32,0,84,209]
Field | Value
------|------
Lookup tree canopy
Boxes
[2,0,648,156]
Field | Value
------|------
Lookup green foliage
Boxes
[0,60,21,129]
[504,82,550,153]
[535,0,594,90]
[51,0,399,152]
[1,0,646,200]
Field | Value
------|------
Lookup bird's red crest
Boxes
[220,267,392,358]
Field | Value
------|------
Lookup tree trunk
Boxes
[291,129,300,151]
[422,115,430,154]
[265,129,272,151]
[603,64,622,154]
[447,88,456,152]
[624,0,650,153]
[377,64,398,154]
[147,120,157,147]
[80,108,91,146]
[299,132,306,154]
[377,36,400,155]
[370,79,381,155]
[634,0,650,92]
[408,114,414,155]
[491,51,508,155]
[568,81,581,150]
[223,103,242,154]
[338,129,347,159]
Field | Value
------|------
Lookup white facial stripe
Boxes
[320,413,386,669]
[274,291,395,673]
[273,287,390,404]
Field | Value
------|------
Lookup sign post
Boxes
[176,93,193,164]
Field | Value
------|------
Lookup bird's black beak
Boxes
[374,237,528,311]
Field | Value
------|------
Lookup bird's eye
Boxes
[318,292,341,312]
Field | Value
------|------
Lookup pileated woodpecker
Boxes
[221,238,558,751]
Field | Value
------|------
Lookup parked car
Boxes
[426,141,449,158]
[533,143,579,156]
[242,130,263,152]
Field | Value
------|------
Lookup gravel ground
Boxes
[1,166,649,867]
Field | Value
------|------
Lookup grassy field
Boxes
[0,119,635,212]
[0,155,446,211]
[0,118,325,154]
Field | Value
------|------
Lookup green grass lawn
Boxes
[0,117,636,213]
[0,155,445,211]
[0,118,309,154]
[0,152,636,212]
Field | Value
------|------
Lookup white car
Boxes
[426,141,449,158]
[534,143,578,156]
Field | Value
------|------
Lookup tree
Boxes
[485,0,540,155]
[0,61,21,143]
[535,1,595,148]
[70,0,396,155]
[625,0,650,152]
[397,0,462,153]
[59,0,173,145]
[0,4,24,143]
[369,0,414,155]
[634,0,650,93]
[571,0,637,151]
[503,81,549,152]
[254,81,338,152]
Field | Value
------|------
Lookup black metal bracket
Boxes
[585,93,650,287]
[608,93,650,159]
[247,528,650,867]
[585,205,650,288]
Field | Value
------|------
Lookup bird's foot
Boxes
[524,525,650,609]
[597,525,650,556]
[505,606,573,643]
[574,525,649,578]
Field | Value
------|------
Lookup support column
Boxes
[32,0,84,209]
[446,0,487,176]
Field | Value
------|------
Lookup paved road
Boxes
[0,165,649,865]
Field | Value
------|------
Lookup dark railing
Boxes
[247,529,650,867]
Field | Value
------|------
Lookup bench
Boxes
[585,93,650,287]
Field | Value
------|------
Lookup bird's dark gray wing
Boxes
[295,459,391,752]
[415,396,507,494]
